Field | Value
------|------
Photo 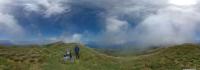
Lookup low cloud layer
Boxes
[88,0,200,46]
[132,6,200,46]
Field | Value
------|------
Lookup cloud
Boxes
[0,0,71,41]
[95,16,130,46]
[81,0,200,47]
[1,0,200,47]
[47,33,83,44]
[63,34,83,43]
[0,0,24,38]
[10,0,200,47]
[0,13,23,35]
[134,6,200,46]
[105,16,129,32]
[80,0,168,18]
[24,3,40,12]
[23,0,71,17]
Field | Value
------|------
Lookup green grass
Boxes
[0,43,200,70]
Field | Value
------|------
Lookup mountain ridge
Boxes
[0,43,200,70]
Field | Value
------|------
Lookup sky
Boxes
[0,0,200,47]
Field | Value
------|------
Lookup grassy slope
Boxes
[135,44,200,70]
[0,43,122,70]
[0,43,200,70]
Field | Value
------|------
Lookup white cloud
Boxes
[133,6,200,46]
[40,33,83,44]
[0,0,24,37]
[0,13,23,34]
[44,3,67,17]
[23,0,70,17]
[105,16,129,32]
[0,0,71,41]
[1,0,200,46]
[84,0,200,46]
[24,3,40,12]
[63,34,83,43]
[95,16,130,46]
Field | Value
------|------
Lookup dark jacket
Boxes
[74,46,80,53]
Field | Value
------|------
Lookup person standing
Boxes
[64,48,73,63]
[74,45,80,59]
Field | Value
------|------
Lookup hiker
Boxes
[63,48,73,63]
[74,45,80,59]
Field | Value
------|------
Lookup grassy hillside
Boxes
[136,44,200,70]
[0,43,200,70]
[0,43,122,70]
[94,46,160,57]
